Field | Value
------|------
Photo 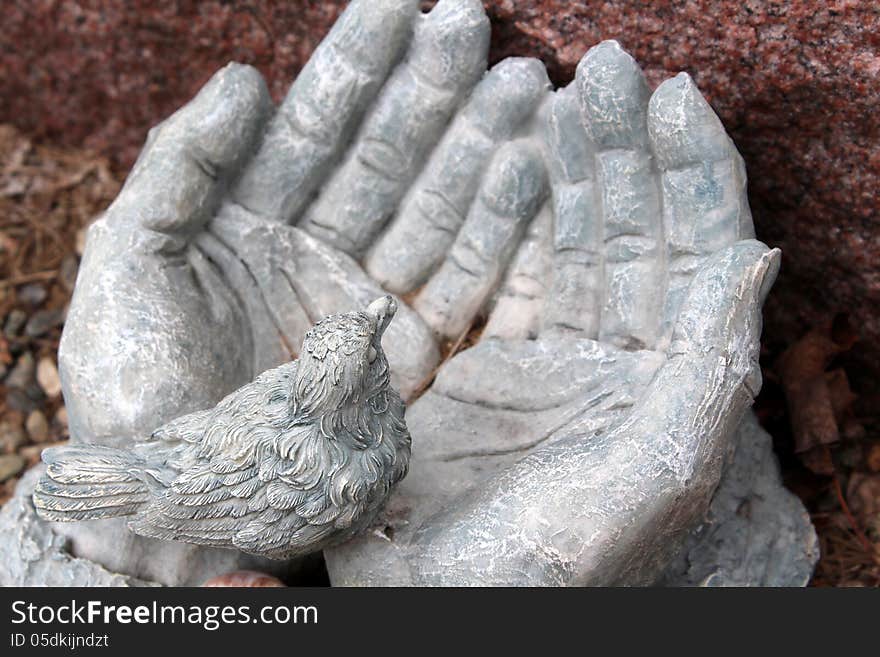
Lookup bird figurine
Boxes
[33,296,410,560]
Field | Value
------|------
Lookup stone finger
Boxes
[230,0,418,224]
[414,141,547,341]
[300,0,490,258]
[648,73,754,348]
[365,57,550,294]
[483,203,552,341]
[542,83,602,338]
[113,63,271,250]
[579,41,662,350]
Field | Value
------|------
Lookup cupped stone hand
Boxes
[327,36,778,585]
[44,0,798,586]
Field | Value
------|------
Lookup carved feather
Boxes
[33,297,411,560]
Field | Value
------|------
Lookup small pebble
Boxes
[55,406,68,428]
[3,309,27,337]
[75,227,88,256]
[4,351,35,389]
[24,307,65,338]
[60,255,79,293]
[6,340,26,357]
[5,388,40,414]
[0,421,27,454]
[36,356,62,397]
[25,410,50,443]
[202,571,286,587]
[18,283,47,307]
[25,383,46,404]
[865,443,880,473]
[0,454,26,483]
[21,440,67,465]
[847,473,880,519]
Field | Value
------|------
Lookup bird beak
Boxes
[366,295,397,338]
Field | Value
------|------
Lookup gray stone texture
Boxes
[0,0,817,586]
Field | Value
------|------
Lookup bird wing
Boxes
[129,420,355,557]
[135,408,214,480]
[147,409,213,445]
[230,421,371,558]
[128,361,304,548]
[129,360,398,558]
[128,438,277,547]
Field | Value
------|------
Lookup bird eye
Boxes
[368,346,377,363]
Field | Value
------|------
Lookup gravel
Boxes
[24,307,66,338]
[25,410,50,444]
[0,455,26,483]
[36,356,61,397]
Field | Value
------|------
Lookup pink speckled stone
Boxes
[1,1,346,167]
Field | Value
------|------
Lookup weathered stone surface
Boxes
[2,0,875,384]
[34,298,411,562]
[0,1,816,586]
[0,415,816,587]
[661,413,818,586]
[0,467,318,587]
[0,468,151,586]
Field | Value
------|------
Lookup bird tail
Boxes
[33,444,150,522]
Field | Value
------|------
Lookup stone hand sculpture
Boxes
[1,0,816,586]
[34,297,409,560]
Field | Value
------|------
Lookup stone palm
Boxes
[34,0,808,586]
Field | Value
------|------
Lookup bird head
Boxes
[294,296,398,416]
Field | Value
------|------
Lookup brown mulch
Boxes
[772,315,880,585]
[757,324,880,586]
[0,123,878,586]
[0,124,119,505]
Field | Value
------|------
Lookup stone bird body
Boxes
[33,297,410,560]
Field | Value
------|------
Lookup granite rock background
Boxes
[1,0,878,390]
